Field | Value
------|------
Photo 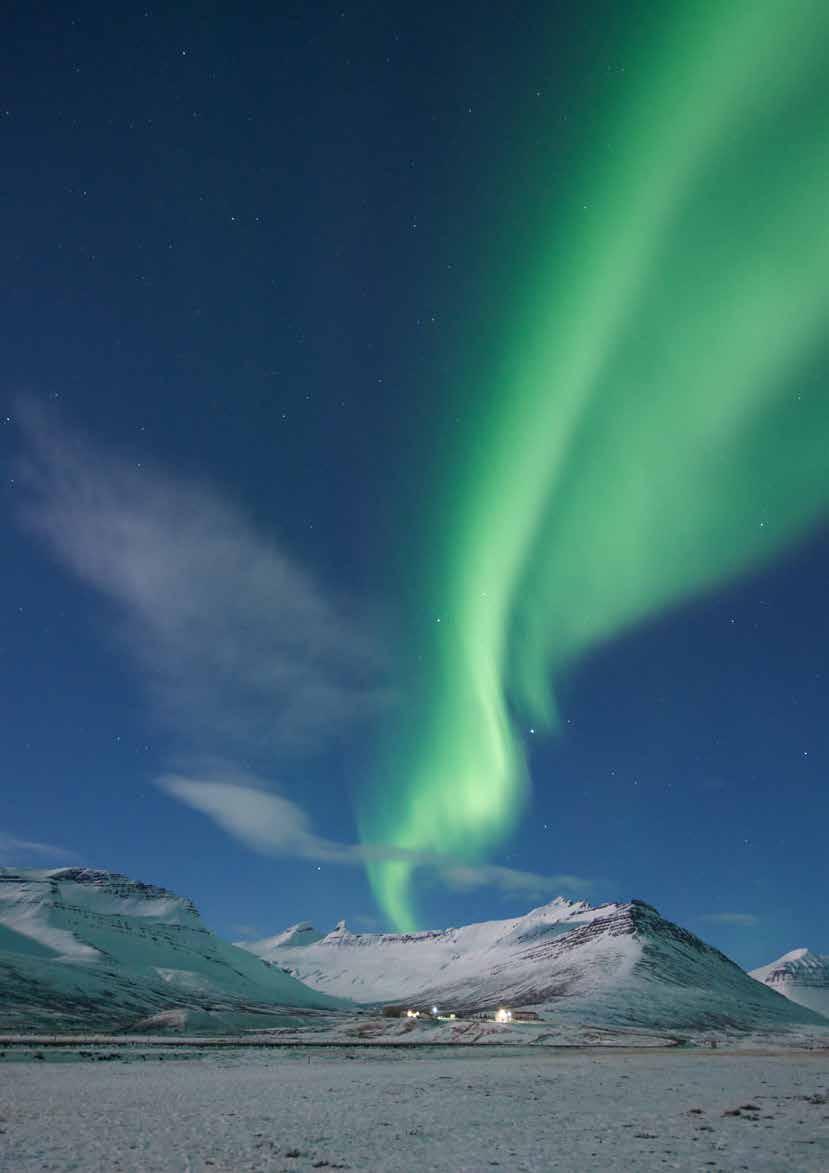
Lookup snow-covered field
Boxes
[2,1047,827,1171]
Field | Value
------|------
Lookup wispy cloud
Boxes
[0,832,78,864]
[439,863,591,898]
[230,923,262,939]
[352,913,381,931]
[15,399,390,758]
[160,771,355,863]
[160,770,591,898]
[698,912,759,927]
[13,401,590,909]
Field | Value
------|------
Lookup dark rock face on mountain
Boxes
[0,868,343,1033]
[244,897,824,1032]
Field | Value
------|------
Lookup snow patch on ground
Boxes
[1,1048,827,1171]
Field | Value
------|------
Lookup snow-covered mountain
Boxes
[248,921,324,951]
[241,897,824,1031]
[0,868,344,1033]
[750,949,829,1019]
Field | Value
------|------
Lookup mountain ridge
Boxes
[242,895,825,1031]
[3,869,825,1035]
[0,867,344,1033]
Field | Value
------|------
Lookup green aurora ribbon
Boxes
[361,1,829,929]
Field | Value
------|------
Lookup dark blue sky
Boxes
[1,2,826,968]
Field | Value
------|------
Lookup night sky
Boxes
[2,2,827,969]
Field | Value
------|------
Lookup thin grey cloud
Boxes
[160,770,591,899]
[230,923,262,939]
[0,831,78,864]
[698,912,759,927]
[15,400,390,758]
[352,913,381,932]
[439,863,591,898]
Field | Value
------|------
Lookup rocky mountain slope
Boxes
[750,949,829,1018]
[0,868,343,1033]
[241,897,824,1031]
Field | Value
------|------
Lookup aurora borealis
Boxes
[4,1,829,966]
[361,1,829,930]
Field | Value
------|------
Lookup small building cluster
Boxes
[383,1003,540,1023]
[382,1005,456,1020]
[471,1007,541,1023]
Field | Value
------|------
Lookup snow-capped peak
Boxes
[750,948,829,1019]
[322,920,355,943]
[241,896,824,1030]
[751,948,821,982]
[774,948,813,965]
[236,921,323,950]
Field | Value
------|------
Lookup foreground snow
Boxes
[2,1015,828,1050]
[1,1047,827,1171]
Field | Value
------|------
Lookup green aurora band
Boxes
[361,1,829,930]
